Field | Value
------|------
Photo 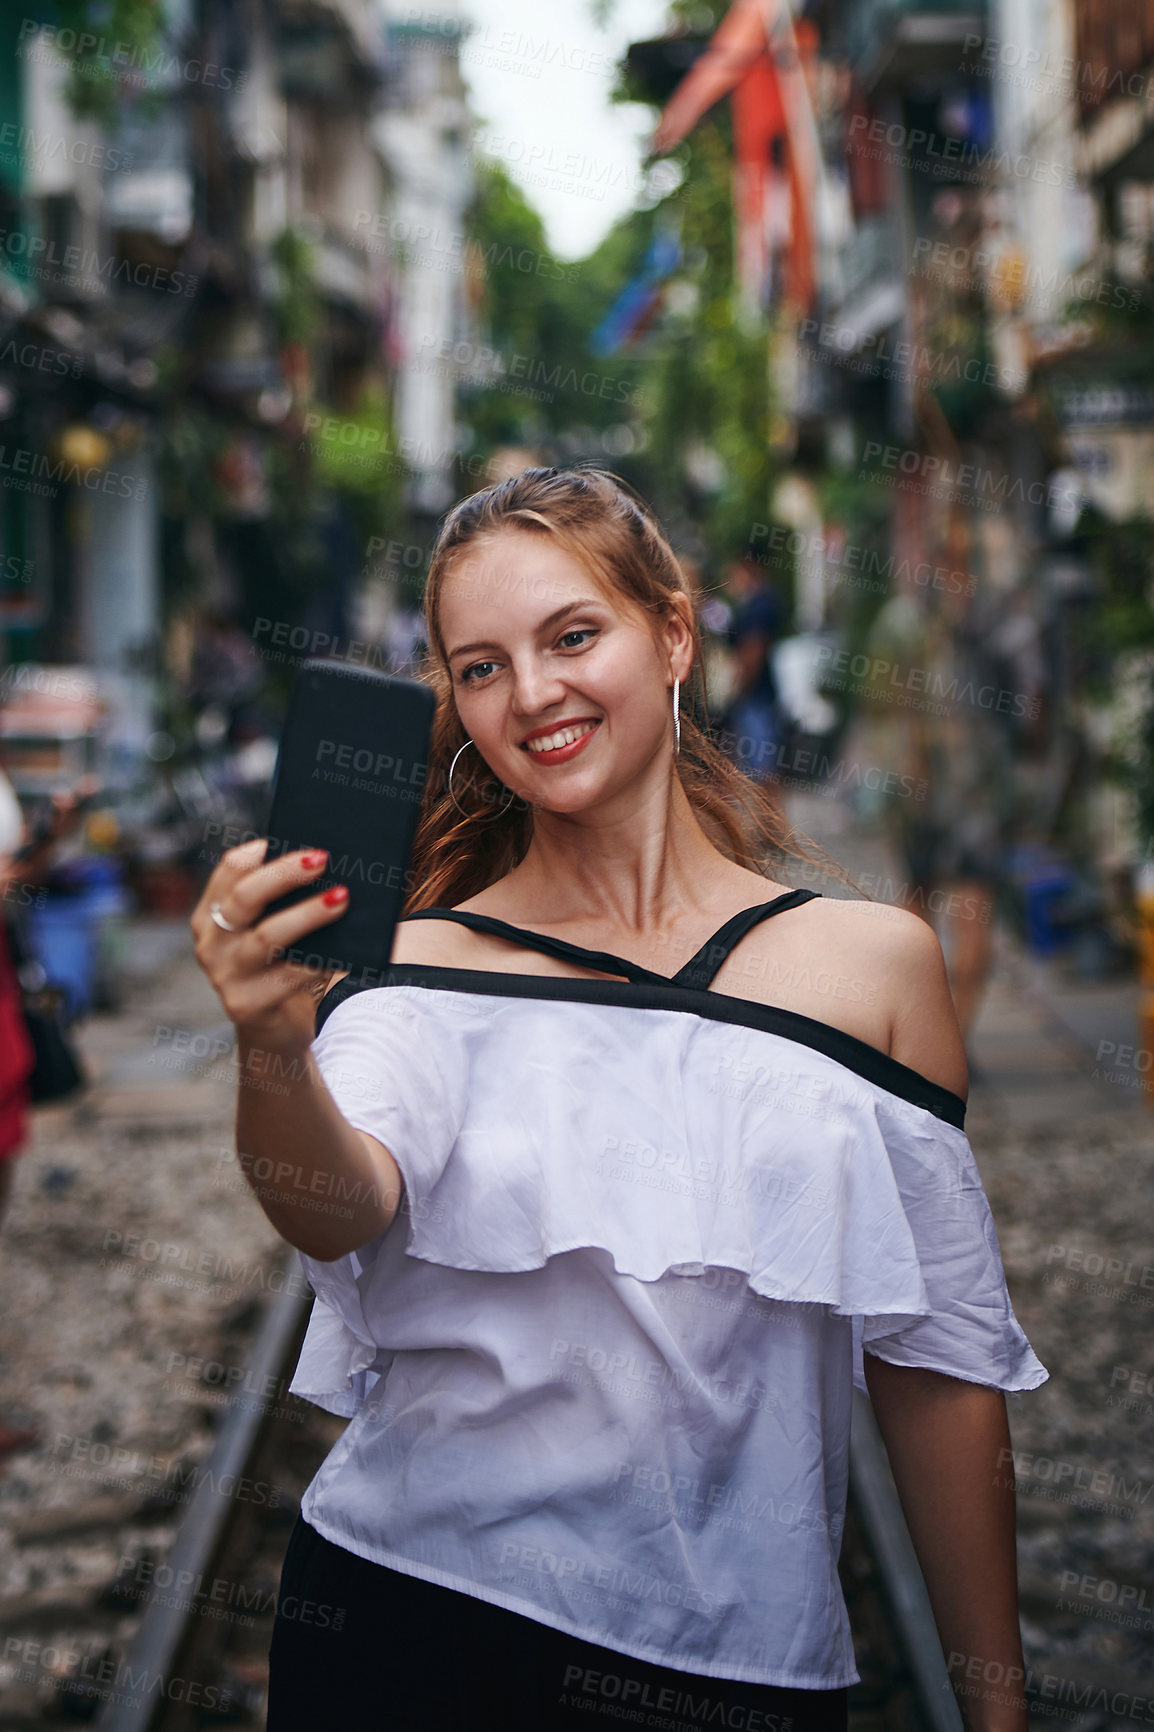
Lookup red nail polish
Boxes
[322,886,348,907]
[302,850,327,870]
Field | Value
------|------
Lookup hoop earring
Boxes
[672,677,681,757]
[448,739,516,820]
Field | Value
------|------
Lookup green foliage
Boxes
[1080,509,1154,663]
[463,158,644,452]
[467,161,560,356]
[1064,281,1154,350]
[157,399,231,522]
[1077,507,1154,845]
[467,12,779,574]
[269,228,321,349]
[669,0,729,29]
[264,440,327,598]
[51,0,168,122]
[621,117,781,568]
[308,385,403,544]
[924,308,1002,438]
[814,467,894,649]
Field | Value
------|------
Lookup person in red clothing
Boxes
[0,766,94,1460]
[0,765,37,1459]
[0,915,34,1202]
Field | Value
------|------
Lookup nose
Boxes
[509,652,567,720]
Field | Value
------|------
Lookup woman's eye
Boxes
[558,629,598,650]
[461,660,497,683]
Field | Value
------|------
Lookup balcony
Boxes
[312,224,378,313]
[825,212,907,341]
[841,0,986,93]
[1075,0,1154,120]
[1074,0,1154,184]
[276,0,384,106]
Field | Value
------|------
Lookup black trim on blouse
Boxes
[315,890,967,1130]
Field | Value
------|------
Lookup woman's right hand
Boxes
[191,838,349,1053]
[192,838,405,1261]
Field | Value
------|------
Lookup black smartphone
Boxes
[264,658,436,979]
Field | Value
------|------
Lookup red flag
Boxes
[652,0,766,153]
[782,17,819,309]
[652,0,819,312]
[732,52,785,306]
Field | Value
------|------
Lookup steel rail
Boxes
[92,1264,312,1732]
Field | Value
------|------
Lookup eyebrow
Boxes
[446,598,604,661]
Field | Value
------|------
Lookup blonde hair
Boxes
[404,466,854,913]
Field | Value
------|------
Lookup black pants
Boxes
[267,1516,850,1731]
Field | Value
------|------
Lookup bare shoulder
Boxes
[833,899,968,1100]
[784,897,968,1099]
[390,915,487,969]
[806,894,939,965]
[839,897,951,990]
[390,907,560,973]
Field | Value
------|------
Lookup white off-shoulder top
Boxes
[288,889,1048,1691]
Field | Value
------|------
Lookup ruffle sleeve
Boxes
[851,1093,1047,1394]
[287,987,471,1415]
[288,991,1047,1411]
[289,1285,383,1418]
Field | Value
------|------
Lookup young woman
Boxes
[192,467,1046,1732]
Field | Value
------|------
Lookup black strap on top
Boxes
[671,887,821,989]
[402,907,671,986]
[404,887,821,990]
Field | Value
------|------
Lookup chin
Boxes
[527,788,601,815]
[512,771,599,810]
[533,769,647,817]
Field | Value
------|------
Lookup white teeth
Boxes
[526,722,596,754]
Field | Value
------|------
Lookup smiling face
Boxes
[438,528,693,820]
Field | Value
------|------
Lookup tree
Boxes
[464,0,787,584]
[462,158,643,456]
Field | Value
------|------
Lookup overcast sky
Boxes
[459,0,673,260]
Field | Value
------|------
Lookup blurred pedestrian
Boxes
[862,558,1015,1053]
[0,766,37,1462]
[0,766,95,1223]
[717,556,786,784]
[0,766,34,1228]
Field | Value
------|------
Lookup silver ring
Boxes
[210,902,240,933]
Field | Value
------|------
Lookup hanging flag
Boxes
[776,15,820,311]
[591,229,681,357]
[651,0,820,313]
[652,0,766,153]
[732,50,785,311]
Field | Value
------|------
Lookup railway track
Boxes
[0,1258,966,1732]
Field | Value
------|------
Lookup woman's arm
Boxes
[192,839,404,1262]
[868,912,1027,1726]
[863,1356,1028,1732]
[233,1033,404,1263]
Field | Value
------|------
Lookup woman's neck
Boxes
[496,778,735,932]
